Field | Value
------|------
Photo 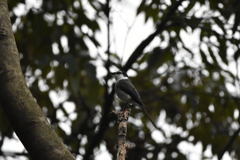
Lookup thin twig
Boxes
[218,126,240,160]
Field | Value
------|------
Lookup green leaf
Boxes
[65,55,79,75]
[212,17,226,34]
[207,47,218,65]
[54,65,67,88]
[232,13,240,34]
[84,62,97,81]
[70,74,80,95]
[136,1,145,15]
[218,41,228,65]
[147,47,174,70]
[200,49,212,69]
[234,49,240,61]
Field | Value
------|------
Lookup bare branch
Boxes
[123,0,184,71]
[112,108,135,160]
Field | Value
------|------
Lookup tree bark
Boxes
[0,1,75,160]
[112,108,135,160]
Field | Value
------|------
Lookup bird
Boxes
[111,70,158,129]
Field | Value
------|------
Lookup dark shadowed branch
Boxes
[123,0,184,71]
[218,127,240,160]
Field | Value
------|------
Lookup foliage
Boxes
[1,0,240,159]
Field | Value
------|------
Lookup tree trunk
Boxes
[0,1,75,159]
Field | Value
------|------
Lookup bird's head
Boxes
[111,70,128,80]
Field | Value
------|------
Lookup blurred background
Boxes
[1,0,240,159]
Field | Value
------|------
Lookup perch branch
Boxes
[112,107,135,160]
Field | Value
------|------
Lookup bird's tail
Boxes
[139,105,158,129]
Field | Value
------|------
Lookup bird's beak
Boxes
[111,72,115,75]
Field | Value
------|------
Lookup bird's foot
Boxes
[122,103,131,111]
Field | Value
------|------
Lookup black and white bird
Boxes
[111,70,158,129]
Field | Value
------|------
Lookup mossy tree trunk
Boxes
[0,1,75,159]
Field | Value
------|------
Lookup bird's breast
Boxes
[115,84,132,103]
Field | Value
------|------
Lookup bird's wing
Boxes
[117,79,144,106]
[118,80,159,129]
